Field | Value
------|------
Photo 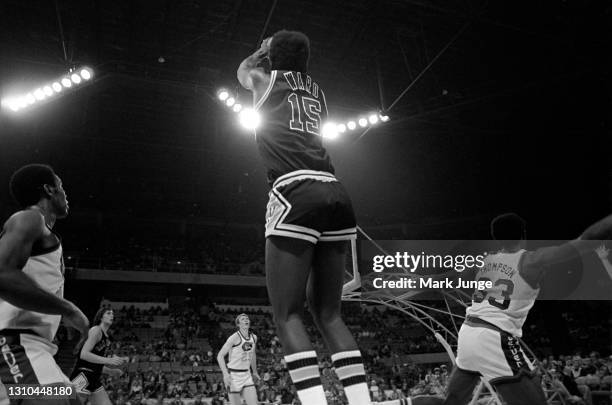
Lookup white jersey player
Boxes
[0,164,89,405]
[440,212,612,405]
[216,313,260,405]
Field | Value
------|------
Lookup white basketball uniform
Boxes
[456,249,539,383]
[0,234,70,386]
[227,331,257,393]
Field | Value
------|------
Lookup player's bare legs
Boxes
[241,386,258,405]
[492,375,547,405]
[307,241,356,352]
[265,236,314,353]
[266,236,328,404]
[228,392,241,405]
[308,240,371,405]
[441,368,481,405]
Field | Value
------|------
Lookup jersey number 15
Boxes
[288,92,321,136]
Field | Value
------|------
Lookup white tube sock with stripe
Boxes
[284,351,328,405]
[332,350,371,405]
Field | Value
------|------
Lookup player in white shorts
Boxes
[0,164,89,405]
[440,212,612,405]
[216,314,260,405]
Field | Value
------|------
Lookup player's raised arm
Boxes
[520,214,612,285]
[0,211,87,327]
[237,39,271,92]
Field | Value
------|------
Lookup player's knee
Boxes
[310,308,342,331]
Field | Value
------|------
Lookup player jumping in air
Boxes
[237,30,370,405]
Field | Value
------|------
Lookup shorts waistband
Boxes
[0,329,40,337]
[228,368,249,373]
[273,170,337,189]
[464,316,506,333]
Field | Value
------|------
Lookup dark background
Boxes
[1,0,610,238]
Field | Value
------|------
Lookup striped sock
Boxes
[332,350,371,405]
[373,399,412,405]
[285,351,328,405]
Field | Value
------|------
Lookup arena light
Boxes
[33,89,45,101]
[232,103,242,112]
[226,97,235,107]
[217,89,229,101]
[321,122,339,139]
[358,118,368,127]
[239,108,261,130]
[347,121,356,130]
[380,113,390,122]
[80,68,92,80]
[1,66,94,113]
[70,73,82,84]
[337,124,346,133]
[368,114,379,124]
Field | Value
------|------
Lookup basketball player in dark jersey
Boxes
[237,30,369,405]
[70,308,125,405]
[0,164,89,405]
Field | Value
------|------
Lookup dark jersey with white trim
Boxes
[255,70,334,186]
[72,327,111,376]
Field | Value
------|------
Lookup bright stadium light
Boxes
[217,89,229,101]
[2,98,19,112]
[80,68,92,80]
[33,89,45,100]
[1,66,95,113]
[226,97,235,107]
[380,114,390,122]
[321,122,339,139]
[347,121,356,130]
[337,124,346,133]
[233,103,242,112]
[358,118,368,127]
[239,108,261,130]
[368,114,379,124]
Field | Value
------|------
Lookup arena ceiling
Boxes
[0,0,610,233]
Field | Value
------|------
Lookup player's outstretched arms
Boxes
[580,213,612,240]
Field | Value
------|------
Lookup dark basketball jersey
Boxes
[254,70,335,186]
[72,327,111,376]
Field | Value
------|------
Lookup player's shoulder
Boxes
[2,210,45,236]
[89,325,103,338]
[227,331,241,344]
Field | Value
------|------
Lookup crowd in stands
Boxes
[55,300,611,405]
[63,229,265,276]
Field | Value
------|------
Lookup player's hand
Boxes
[252,373,260,384]
[222,373,231,390]
[260,37,272,52]
[63,302,89,337]
[105,356,126,367]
